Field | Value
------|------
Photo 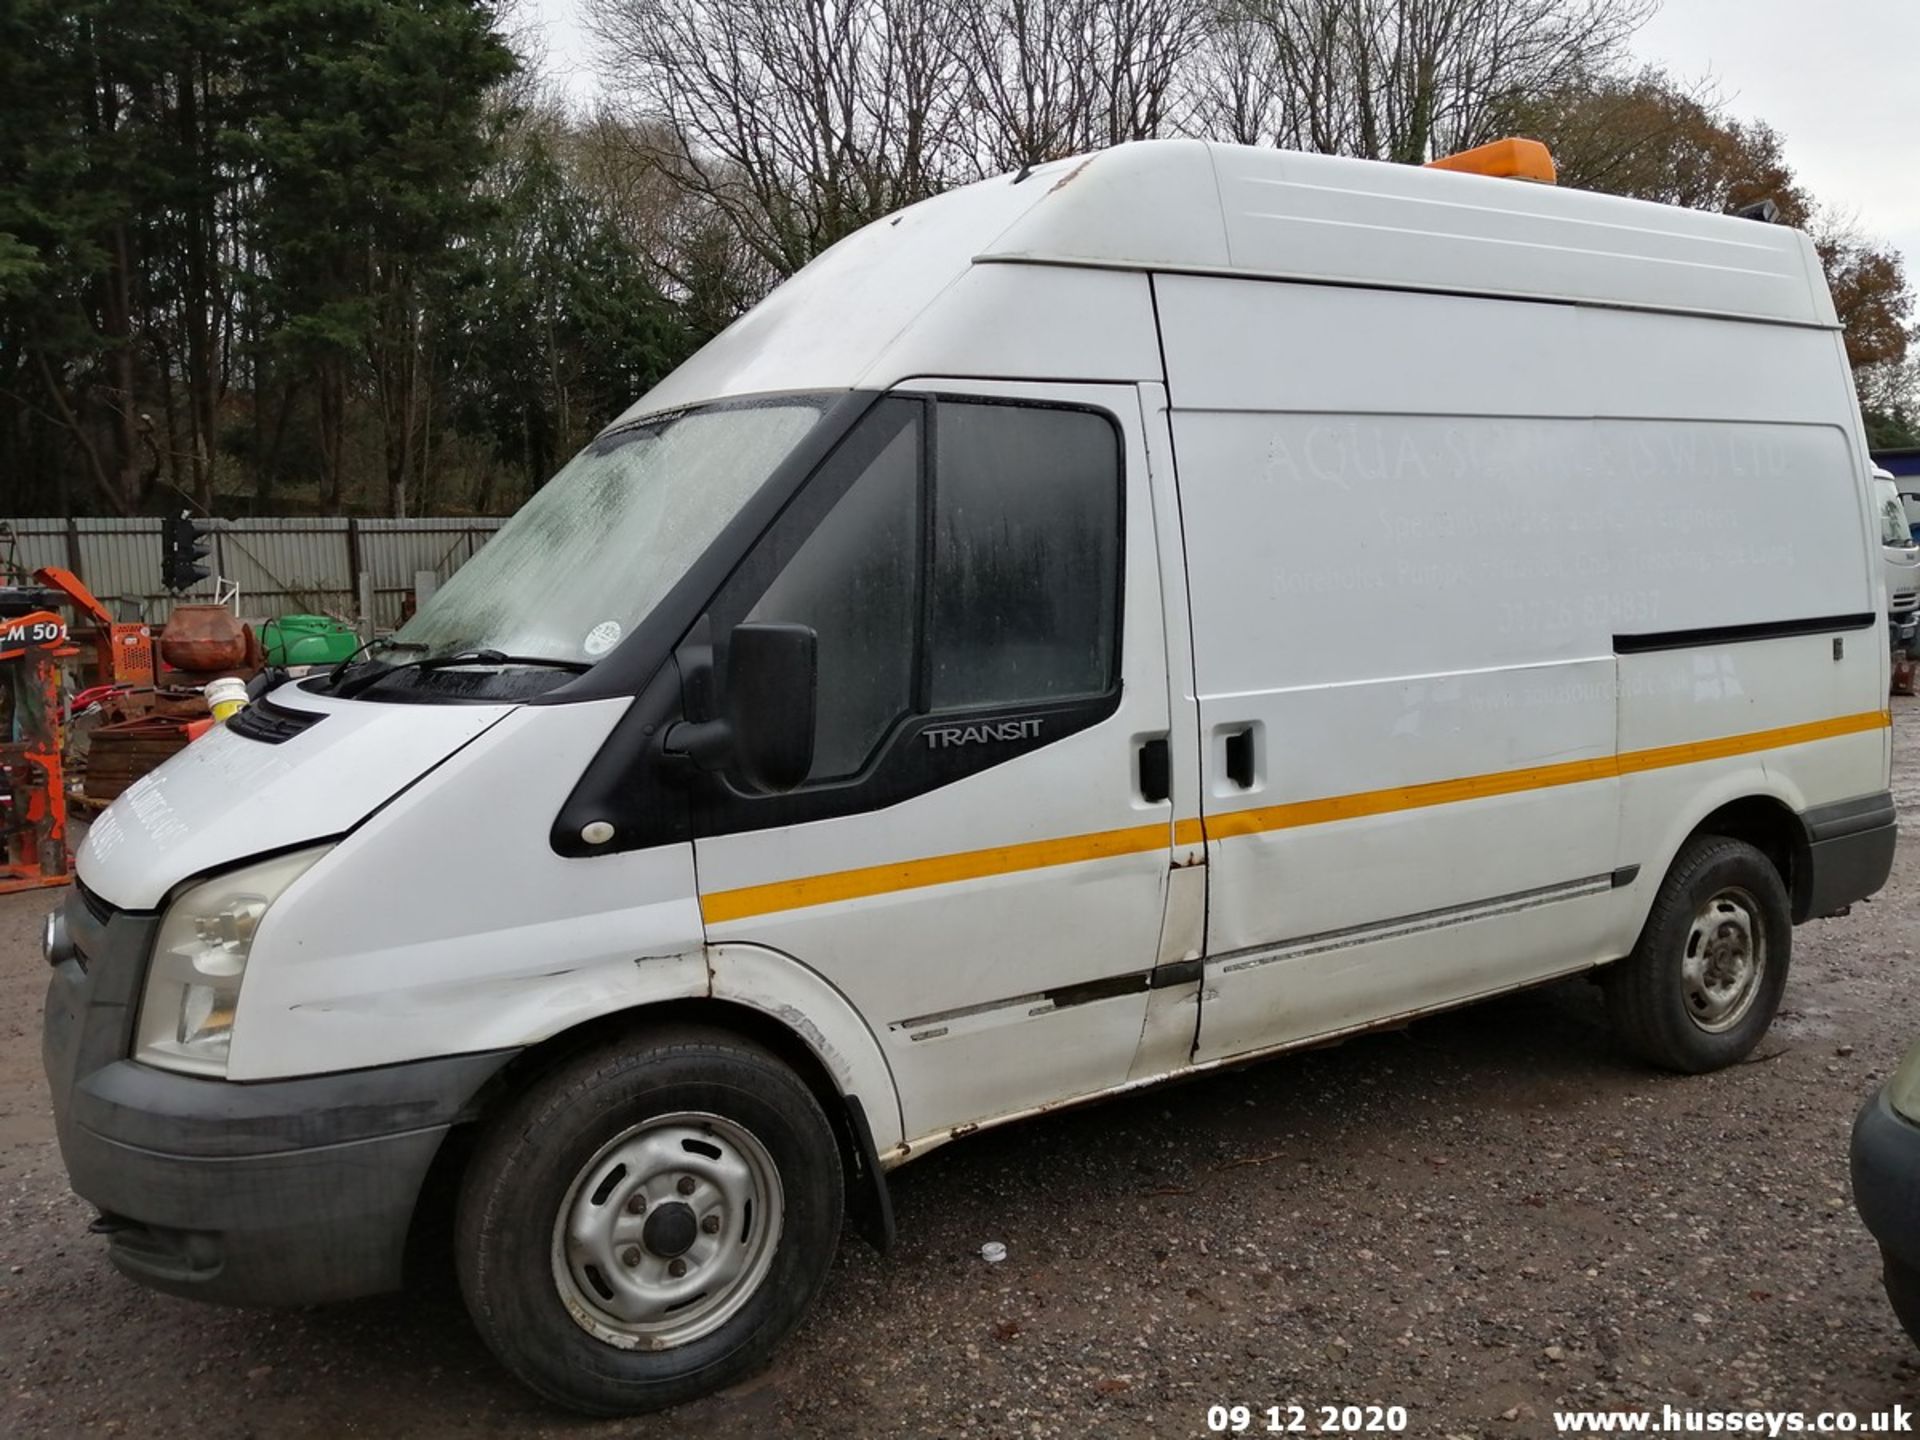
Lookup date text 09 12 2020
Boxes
[1208,1404,1411,1434]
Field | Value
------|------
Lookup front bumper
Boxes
[42,886,516,1307]
[1852,1083,1920,1276]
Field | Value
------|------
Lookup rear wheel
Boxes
[455,1028,844,1415]
[1605,834,1791,1072]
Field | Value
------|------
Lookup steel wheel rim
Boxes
[1681,885,1766,1034]
[550,1111,785,1351]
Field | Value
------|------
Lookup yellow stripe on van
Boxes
[700,821,1173,925]
[1210,709,1890,840]
[699,710,1889,923]
[1611,710,1888,775]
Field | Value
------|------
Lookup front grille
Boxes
[76,878,115,927]
[228,696,327,745]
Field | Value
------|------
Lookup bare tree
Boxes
[1181,4,1285,146]
[1101,0,1214,143]
[953,0,1210,173]
[952,0,1103,171]
[589,0,1211,292]
[586,0,968,279]
[585,0,1654,317]
[1184,0,1655,162]
[567,110,774,331]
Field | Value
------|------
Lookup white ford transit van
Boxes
[1873,465,1920,650]
[43,140,1896,1414]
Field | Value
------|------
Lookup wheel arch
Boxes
[1690,793,1809,916]
[408,958,902,1271]
[1629,766,1815,943]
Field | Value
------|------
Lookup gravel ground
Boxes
[3,706,1918,1437]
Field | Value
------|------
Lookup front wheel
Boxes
[1604,834,1791,1073]
[455,1028,845,1415]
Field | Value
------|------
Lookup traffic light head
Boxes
[161,512,212,592]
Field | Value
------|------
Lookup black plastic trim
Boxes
[71,1050,517,1158]
[551,663,692,856]
[842,1096,895,1254]
[1610,864,1640,888]
[1151,957,1204,989]
[1225,727,1255,788]
[1139,737,1171,803]
[555,388,1134,854]
[1044,968,1154,1011]
[692,693,1122,840]
[1614,613,1875,654]
[75,876,120,925]
[1852,1086,1920,1274]
[227,694,327,744]
[1804,790,1898,842]
[82,1126,450,1306]
[1794,789,1897,921]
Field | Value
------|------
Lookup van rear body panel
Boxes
[1149,263,1882,1067]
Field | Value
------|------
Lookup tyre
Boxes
[455,1026,845,1415]
[1604,834,1791,1073]
[1885,1252,1920,1348]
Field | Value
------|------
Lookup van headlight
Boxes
[135,847,329,1076]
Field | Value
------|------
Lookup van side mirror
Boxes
[665,622,817,794]
[727,622,817,792]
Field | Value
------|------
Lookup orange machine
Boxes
[0,597,77,894]
[32,565,155,688]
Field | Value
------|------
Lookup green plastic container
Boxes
[260,614,359,667]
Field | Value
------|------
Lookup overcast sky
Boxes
[525,0,1919,275]
[1634,0,1919,273]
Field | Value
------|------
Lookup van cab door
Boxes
[688,381,1178,1142]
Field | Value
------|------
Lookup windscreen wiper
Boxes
[334,648,591,699]
[323,638,427,691]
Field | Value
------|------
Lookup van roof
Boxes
[622,139,1837,422]
[980,140,1834,329]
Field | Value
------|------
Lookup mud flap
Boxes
[841,1095,896,1253]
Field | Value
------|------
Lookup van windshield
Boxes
[1874,480,1911,548]
[386,397,830,669]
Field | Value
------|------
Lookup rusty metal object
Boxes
[159,604,254,675]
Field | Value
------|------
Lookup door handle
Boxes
[1224,727,1256,789]
[1138,736,1171,803]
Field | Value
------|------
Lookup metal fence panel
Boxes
[357,522,500,629]
[217,520,355,623]
[0,516,504,627]
[0,520,70,579]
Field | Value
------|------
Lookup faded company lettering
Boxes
[923,717,1044,749]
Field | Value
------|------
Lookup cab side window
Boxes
[746,418,920,779]
[929,402,1121,710]
[736,396,1122,787]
